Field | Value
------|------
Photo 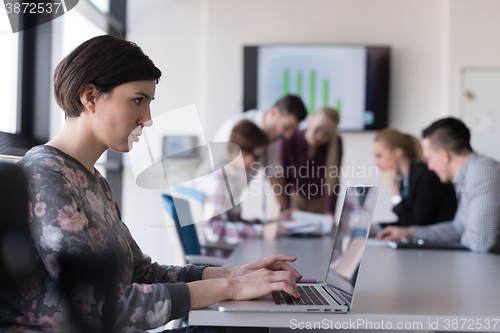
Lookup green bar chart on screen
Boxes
[296,72,302,97]
[258,46,368,130]
[279,68,343,116]
[309,70,315,115]
[283,69,289,95]
[323,79,328,107]
[336,99,342,115]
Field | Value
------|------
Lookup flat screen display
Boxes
[325,186,377,302]
[243,45,390,131]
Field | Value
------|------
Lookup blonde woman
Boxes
[372,129,457,229]
[278,107,342,215]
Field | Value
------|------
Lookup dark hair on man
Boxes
[53,35,162,118]
[229,120,269,154]
[274,95,307,122]
[422,117,472,154]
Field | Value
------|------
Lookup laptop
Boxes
[218,186,378,313]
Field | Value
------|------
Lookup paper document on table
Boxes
[281,211,334,235]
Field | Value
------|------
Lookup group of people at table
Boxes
[198,95,500,256]
[2,35,499,333]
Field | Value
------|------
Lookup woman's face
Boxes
[242,146,265,170]
[372,140,400,172]
[92,80,156,153]
[304,112,337,147]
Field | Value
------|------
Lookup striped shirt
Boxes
[195,163,263,246]
[413,152,500,254]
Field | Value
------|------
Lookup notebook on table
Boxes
[218,186,378,313]
[386,238,469,251]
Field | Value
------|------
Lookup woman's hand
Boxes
[228,268,300,301]
[189,267,300,309]
[276,208,293,222]
[376,226,413,241]
[291,193,307,211]
[229,254,302,281]
[262,222,288,239]
[193,254,303,309]
[202,254,302,281]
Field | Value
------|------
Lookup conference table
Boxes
[189,236,500,332]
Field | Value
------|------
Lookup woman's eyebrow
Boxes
[135,92,155,100]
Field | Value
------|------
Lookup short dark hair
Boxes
[274,95,307,122]
[422,117,472,154]
[53,35,162,118]
[229,120,269,153]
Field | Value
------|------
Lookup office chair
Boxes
[161,194,234,266]
[168,185,237,254]
[0,161,34,294]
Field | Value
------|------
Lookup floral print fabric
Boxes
[0,145,204,333]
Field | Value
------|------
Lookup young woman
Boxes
[2,35,301,333]
[278,107,343,215]
[198,120,288,249]
[372,129,457,230]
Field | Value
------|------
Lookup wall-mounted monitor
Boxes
[243,45,390,131]
[162,135,199,159]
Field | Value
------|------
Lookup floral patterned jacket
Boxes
[0,145,204,333]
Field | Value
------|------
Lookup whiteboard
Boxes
[461,69,500,162]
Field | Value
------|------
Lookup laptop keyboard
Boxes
[272,286,330,305]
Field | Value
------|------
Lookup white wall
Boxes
[125,0,205,262]
[203,0,447,139]
[447,0,500,119]
[124,0,499,264]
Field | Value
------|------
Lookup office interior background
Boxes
[1,0,500,266]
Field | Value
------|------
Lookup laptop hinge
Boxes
[323,286,348,306]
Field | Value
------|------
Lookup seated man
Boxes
[196,120,289,248]
[377,118,500,254]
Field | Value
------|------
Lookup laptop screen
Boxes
[325,186,378,300]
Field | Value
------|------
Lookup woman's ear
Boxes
[79,84,99,114]
[394,147,404,159]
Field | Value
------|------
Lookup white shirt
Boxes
[213,109,266,142]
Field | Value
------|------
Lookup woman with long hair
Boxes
[279,107,342,215]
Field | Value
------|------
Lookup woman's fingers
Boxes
[270,281,300,298]
[253,269,299,298]
[243,254,297,270]
[261,254,297,266]
[268,261,302,281]
[230,268,298,301]
[266,271,300,298]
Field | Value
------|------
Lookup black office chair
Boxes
[0,162,34,294]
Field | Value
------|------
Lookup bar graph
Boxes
[258,45,366,130]
[282,69,343,115]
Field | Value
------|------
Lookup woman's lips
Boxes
[130,134,140,142]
